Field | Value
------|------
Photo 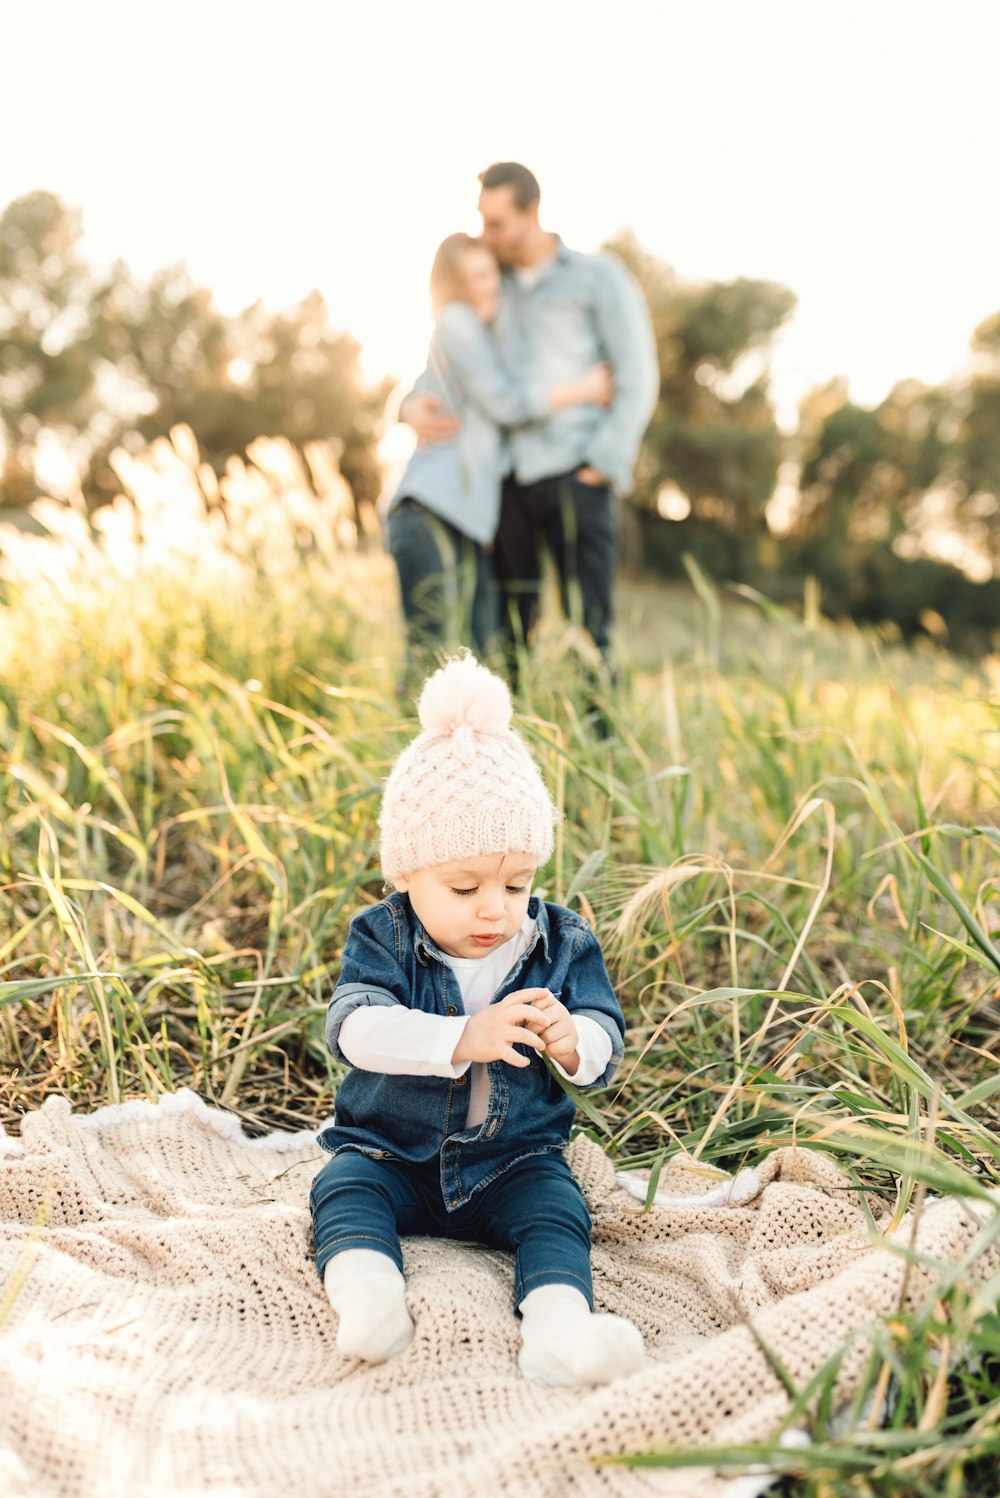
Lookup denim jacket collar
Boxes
[410,894,551,966]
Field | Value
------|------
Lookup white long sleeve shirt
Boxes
[338,915,613,1129]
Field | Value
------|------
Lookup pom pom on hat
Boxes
[417,652,512,736]
[379,654,557,882]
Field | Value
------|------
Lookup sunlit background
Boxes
[3,0,998,424]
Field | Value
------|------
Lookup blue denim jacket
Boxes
[382,302,549,545]
[319,893,625,1210]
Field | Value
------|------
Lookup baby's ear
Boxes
[393,875,410,893]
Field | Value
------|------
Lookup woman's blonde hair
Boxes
[429,233,490,315]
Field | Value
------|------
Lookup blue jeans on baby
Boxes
[310,1149,594,1310]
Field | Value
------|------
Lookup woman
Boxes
[383,234,611,670]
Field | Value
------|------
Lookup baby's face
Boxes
[396,852,538,959]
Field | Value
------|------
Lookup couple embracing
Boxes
[383,161,659,681]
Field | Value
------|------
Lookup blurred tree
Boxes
[90,267,389,508]
[0,192,389,512]
[789,377,1000,643]
[793,378,971,585]
[951,310,1000,572]
[606,231,795,577]
[0,192,104,505]
[795,392,885,552]
[795,380,952,549]
[225,290,388,509]
[83,261,233,504]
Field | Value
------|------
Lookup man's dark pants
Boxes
[493,470,616,666]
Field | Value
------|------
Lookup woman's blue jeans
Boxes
[310,1149,594,1310]
[387,498,497,661]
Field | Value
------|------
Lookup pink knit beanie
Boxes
[379,654,557,882]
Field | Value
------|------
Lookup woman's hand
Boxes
[399,393,461,449]
[451,994,547,1068]
[578,362,614,408]
[547,364,614,415]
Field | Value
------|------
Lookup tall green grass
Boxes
[1,428,998,1494]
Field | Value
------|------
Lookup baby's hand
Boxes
[517,989,581,1075]
[451,994,546,1069]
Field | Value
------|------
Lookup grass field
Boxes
[2,430,999,1494]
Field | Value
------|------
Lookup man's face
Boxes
[478,185,536,267]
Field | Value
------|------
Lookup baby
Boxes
[310,654,644,1386]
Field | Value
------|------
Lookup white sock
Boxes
[518,1283,645,1387]
[323,1248,414,1362]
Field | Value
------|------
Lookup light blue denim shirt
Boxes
[382,302,549,545]
[491,240,659,498]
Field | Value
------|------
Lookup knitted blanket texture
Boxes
[0,1089,996,1498]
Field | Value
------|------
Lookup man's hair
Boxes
[477,162,540,209]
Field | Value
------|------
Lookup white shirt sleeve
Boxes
[551,1014,614,1086]
[339,1006,471,1078]
[340,1005,614,1087]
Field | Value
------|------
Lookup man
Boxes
[401,161,658,671]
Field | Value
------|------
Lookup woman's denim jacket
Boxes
[319,892,625,1211]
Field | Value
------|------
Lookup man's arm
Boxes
[433,303,550,428]
[581,256,659,495]
[396,308,611,447]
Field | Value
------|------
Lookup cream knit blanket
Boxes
[1,1090,996,1498]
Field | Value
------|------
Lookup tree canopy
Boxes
[0,191,388,511]
[606,229,796,575]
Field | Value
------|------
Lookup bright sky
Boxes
[3,1,998,429]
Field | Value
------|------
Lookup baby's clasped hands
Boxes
[450,989,581,1072]
[516,988,581,1073]
[451,993,547,1068]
